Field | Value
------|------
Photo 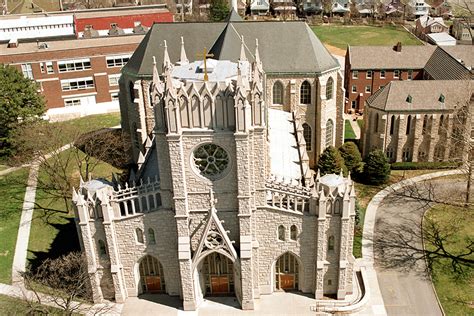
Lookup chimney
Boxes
[394,42,402,52]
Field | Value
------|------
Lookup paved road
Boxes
[373,179,466,316]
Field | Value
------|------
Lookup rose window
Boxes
[192,144,229,179]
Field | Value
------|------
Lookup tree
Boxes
[339,141,363,174]
[0,64,45,158]
[317,146,346,176]
[209,0,229,22]
[363,149,390,184]
[22,252,94,315]
[13,121,129,214]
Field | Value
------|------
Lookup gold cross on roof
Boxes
[196,47,214,82]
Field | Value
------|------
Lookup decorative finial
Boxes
[180,36,188,64]
[209,189,217,209]
[240,35,247,62]
[163,40,171,71]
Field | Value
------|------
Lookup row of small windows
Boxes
[271,78,334,106]
[60,77,94,91]
[1,24,73,32]
[135,228,156,245]
[375,113,448,136]
[278,225,298,241]
[352,69,413,80]
[119,193,162,217]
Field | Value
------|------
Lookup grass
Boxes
[28,151,120,267]
[425,205,474,315]
[0,168,29,284]
[0,294,62,315]
[312,25,421,50]
[352,169,443,258]
[344,120,357,140]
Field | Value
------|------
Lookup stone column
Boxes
[428,115,440,162]
[76,201,104,303]
[315,191,327,299]
[102,202,127,302]
[167,135,195,310]
[445,114,454,160]
[396,115,407,162]
[412,114,423,162]
[235,133,255,310]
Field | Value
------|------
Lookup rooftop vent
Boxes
[37,42,49,49]
[406,95,413,103]
[438,94,445,103]
[7,38,18,48]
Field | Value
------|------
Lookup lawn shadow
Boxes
[28,217,80,271]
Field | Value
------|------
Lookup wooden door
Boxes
[280,274,295,290]
[210,276,229,294]
[145,276,161,293]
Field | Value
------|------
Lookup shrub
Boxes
[363,149,390,185]
[391,161,461,170]
[317,146,346,176]
[339,141,363,174]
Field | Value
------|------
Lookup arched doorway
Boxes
[199,252,235,296]
[275,252,299,291]
[139,255,166,293]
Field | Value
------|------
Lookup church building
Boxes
[72,13,356,311]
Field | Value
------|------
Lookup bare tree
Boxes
[21,252,92,316]
[457,1,474,44]
[12,121,128,215]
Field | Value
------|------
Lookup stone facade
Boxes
[73,35,355,311]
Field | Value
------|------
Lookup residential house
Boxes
[451,18,473,43]
[411,0,430,18]
[415,15,448,39]
[251,0,270,15]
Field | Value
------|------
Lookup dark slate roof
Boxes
[366,80,472,112]
[440,45,474,71]
[424,46,471,80]
[123,21,339,77]
[348,45,436,70]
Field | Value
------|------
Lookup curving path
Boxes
[363,170,465,316]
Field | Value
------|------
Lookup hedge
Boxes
[390,161,461,170]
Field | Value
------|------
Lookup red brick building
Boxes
[0,35,144,120]
[344,44,434,114]
[344,43,472,114]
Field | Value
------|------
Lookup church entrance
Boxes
[275,252,299,291]
[139,255,166,293]
[201,253,234,296]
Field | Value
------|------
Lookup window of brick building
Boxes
[394,70,400,79]
[365,85,371,93]
[61,77,94,91]
[21,63,33,79]
[108,74,121,86]
[58,59,91,72]
[352,85,357,93]
[366,70,373,79]
[351,100,357,109]
[46,62,54,74]
[407,70,413,80]
[352,71,358,79]
[380,70,386,78]
[107,55,131,68]
[64,98,81,107]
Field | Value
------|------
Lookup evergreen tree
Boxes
[363,149,390,185]
[339,141,363,174]
[0,64,45,158]
[317,146,346,176]
[209,0,229,22]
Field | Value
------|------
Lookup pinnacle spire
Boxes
[240,35,247,62]
[180,36,189,65]
[152,56,164,100]
[255,38,261,65]
[163,40,171,71]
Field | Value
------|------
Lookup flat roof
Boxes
[73,7,170,19]
[0,34,144,56]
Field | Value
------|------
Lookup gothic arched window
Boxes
[278,225,285,241]
[328,236,335,251]
[326,119,334,147]
[326,77,334,100]
[406,115,412,135]
[98,239,107,256]
[148,228,156,245]
[303,123,312,151]
[179,96,190,128]
[390,115,395,135]
[290,225,297,241]
[136,228,144,244]
[300,81,311,104]
[273,81,284,105]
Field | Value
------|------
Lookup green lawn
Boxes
[312,25,421,50]
[0,294,61,315]
[0,169,29,284]
[52,113,121,137]
[425,205,474,315]
[28,151,120,267]
[344,120,357,140]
